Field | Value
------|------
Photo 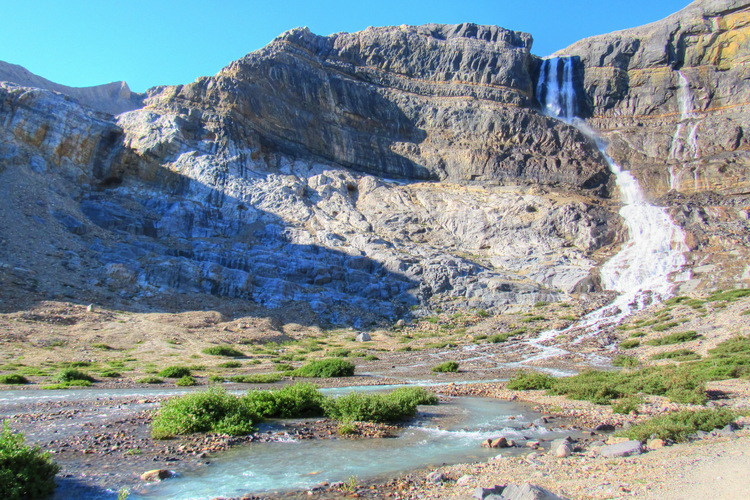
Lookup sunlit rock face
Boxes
[559,0,750,199]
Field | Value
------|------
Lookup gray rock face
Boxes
[558,0,750,199]
[473,484,568,500]
[0,60,144,115]
[146,24,611,189]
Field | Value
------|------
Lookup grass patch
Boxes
[158,366,192,378]
[137,376,164,384]
[175,376,197,387]
[40,380,93,389]
[202,346,244,357]
[507,371,555,390]
[620,339,640,349]
[91,343,114,350]
[707,289,750,302]
[618,408,738,442]
[520,315,545,323]
[99,371,121,378]
[0,374,29,385]
[55,368,95,383]
[0,421,60,500]
[650,349,701,361]
[228,373,282,384]
[612,395,643,415]
[645,331,700,346]
[612,355,639,368]
[629,331,646,338]
[431,361,459,373]
[291,359,355,378]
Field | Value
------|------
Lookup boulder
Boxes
[598,440,643,458]
[473,483,569,500]
[355,332,371,342]
[140,469,174,481]
[425,471,447,484]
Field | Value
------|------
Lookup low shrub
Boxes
[488,333,514,343]
[175,376,197,386]
[363,354,379,361]
[646,331,700,346]
[243,383,326,419]
[431,361,459,373]
[228,373,282,384]
[217,361,242,369]
[158,366,192,379]
[202,346,244,357]
[152,388,258,439]
[208,375,225,383]
[99,371,121,378]
[292,359,355,378]
[273,363,294,372]
[0,374,28,385]
[388,387,439,406]
[323,387,437,423]
[0,422,60,500]
[612,355,639,368]
[55,368,95,383]
[137,376,164,384]
[507,370,555,391]
[650,349,700,361]
[619,339,640,349]
[707,289,750,303]
[619,408,738,442]
[612,395,643,415]
[40,381,93,390]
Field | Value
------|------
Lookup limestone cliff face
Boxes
[144,24,610,190]
[0,61,144,115]
[559,0,750,198]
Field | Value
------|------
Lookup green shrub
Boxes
[707,289,750,302]
[520,315,545,323]
[612,395,643,415]
[629,331,646,338]
[650,349,700,361]
[217,361,242,368]
[152,388,258,439]
[202,346,244,357]
[619,408,738,442]
[488,333,514,343]
[274,363,294,372]
[0,422,60,500]
[388,387,439,406]
[646,331,700,346]
[243,383,326,419]
[432,361,459,373]
[338,422,358,435]
[175,376,197,387]
[507,370,555,390]
[137,376,164,384]
[363,354,379,361]
[208,375,225,383]
[55,368,95,383]
[158,366,192,379]
[0,374,28,385]
[328,348,351,358]
[40,381,93,390]
[612,355,639,368]
[651,322,679,332]
[292,359,355,378]
[619,339,640,349]
[99,371,121,378]
[323,387,437,423]
[228,373,282,384]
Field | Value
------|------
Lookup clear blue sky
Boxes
[0,0,691,92]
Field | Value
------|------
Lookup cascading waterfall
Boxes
[525,57,687,357]
[668,71,701,190]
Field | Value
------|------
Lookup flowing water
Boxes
[668,71,701,190]
[126,395,571,500]
[527,57,688,355]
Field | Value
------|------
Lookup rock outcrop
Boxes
[0,60,144,115]
[558,0,750,198]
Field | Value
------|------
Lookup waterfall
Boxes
[527,56,687,352]
[667,72,701,188]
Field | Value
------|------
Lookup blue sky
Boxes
[0,0,691,92]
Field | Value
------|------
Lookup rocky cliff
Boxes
[1,1,749,324]
[0,60,144,115]
[558,0,750,198]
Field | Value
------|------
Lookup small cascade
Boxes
[667,71,701,189]
[524,56,687,361]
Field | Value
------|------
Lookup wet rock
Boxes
[140,469,174,481]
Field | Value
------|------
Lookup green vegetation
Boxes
[0,422,60,500]
[175,376,197,387]
[507,371,555,391]
[291,359,355,378]
[323,387,438,423]
[99,371,121,378]
[91,343,114,350]
[612,355,639,368]
[55,368,95,383]
[217,361,242,368]
[431,361,459,373]
[0,374,28,385]
[707,289,750,303]
[228,373,282,384]
[243,383,326,418]
[646,331,700,346]
[363,354,379,361]
[202,346,244,357]
[650,349,700,361]
[611,395,643,415]
[619,339,640,349]
[520,315,545,323]
[40,381,93,390]
[157,366,192,378]
[337,422,357,435]
[619,408,738,442]
[136,376,164,384]
[152,388,258,439]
